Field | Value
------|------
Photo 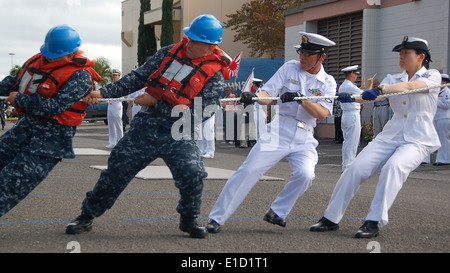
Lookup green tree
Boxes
[9,65,21,76]
[160,0,174,47]
[138,0,157,66]
[225,0,303,59]
[92,57,113,87]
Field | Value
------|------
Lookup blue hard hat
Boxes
[40,25,82,59]
[183,14,223,44]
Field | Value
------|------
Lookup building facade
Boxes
[121,0,254,74]
[285,0,450,137]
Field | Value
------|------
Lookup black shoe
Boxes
[263,208,286,227]
[206,219,221,233]
[433,162,449,166]
[247,140,256,147]
[179,216,207,238]
[354,220,379,238]
[309,217,339,232]
[65,214,94,235]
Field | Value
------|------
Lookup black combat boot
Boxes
[179,215,207,238]
[65,213,94,234]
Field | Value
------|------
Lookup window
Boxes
[318,12,363,86]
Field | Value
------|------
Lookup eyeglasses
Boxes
[112,73,120,76]
[296,48,320,57]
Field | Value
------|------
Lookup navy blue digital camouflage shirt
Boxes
[99,44,224,138]
[0,69,93,158]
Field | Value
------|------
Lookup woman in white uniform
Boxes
[206,32,337,233]
[310,36,441,238]
[339,65,363,172]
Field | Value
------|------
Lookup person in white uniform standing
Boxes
[197,114,216,158]
[206,32,337,233]
[310,36,441,238]
[433,74,450,165]
[247,78,267,147]
[106,69,124,148]
[339,65,364,172]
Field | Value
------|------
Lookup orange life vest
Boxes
[11,51,102,126]
[145,36,231,108]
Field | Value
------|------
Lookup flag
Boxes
[242,68,255,93]
[229,51,242,78]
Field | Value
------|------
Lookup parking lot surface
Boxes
[0,121,448,258]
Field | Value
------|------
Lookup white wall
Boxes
[285,24,305,62]
[360,0,450,125]
[372,0,449,77]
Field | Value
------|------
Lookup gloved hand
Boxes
[362,87,383,101]
[280,92,303,104]
[240,92,257,105]
[337,93,355,103]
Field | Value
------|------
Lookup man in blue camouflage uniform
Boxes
[0,25,100,218]
[66,15,230,238]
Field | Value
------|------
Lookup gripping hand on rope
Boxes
[134,93,157,107]
[280,92,305,104]
[83,90,103,105]
[362,86,384,101]
[5,91,18,107]
[240,92,257,107]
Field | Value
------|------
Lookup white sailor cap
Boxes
[341,65,360,74]
[298,31,335,53]
[112,68,121,75]
[393,36,432,62]
[442,74,450,81]
[253,78,263,86]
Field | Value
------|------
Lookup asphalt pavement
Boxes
[0,120,449,257]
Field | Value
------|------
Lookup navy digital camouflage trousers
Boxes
[0,120,60,217]
[81,111,208,219]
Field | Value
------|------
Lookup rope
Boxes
[219,83,450,102]
[0,96,135,102]
[2,83,449,102]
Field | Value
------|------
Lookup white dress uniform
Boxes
[196,114,216,158]
[324,66,441,228]
[107,100,123,148]
[339,67,363,172]
[252,86,267,140]
[209,57,337,225]
[434,85,450,164]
